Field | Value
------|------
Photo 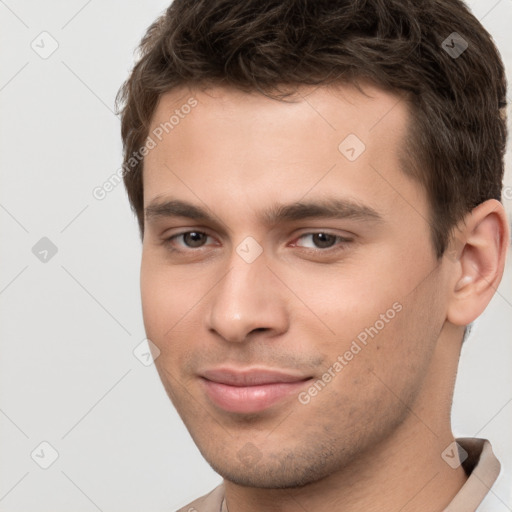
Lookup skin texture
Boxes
[140,83,509,512]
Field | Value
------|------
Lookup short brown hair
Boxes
[116,0,507,257]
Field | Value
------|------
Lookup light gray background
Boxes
[0,1,511,511]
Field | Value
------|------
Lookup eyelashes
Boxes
[168,231,212,249]
[163,230,353,255]
[292,232,352,250]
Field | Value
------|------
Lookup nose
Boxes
[205,249,289,343]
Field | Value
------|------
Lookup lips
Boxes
[200,368,312,413]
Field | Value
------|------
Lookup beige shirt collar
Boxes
[177,437,500,512]
[443,438,501,511]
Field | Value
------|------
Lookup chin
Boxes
[203,447,343,489]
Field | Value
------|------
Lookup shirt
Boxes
[176,438,502,512]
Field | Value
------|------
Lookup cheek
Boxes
[304,307,432,435]
[140,257,213,374]
[281,261,404,352]
[344,276,443,398]
[140,264,166,340]
[140,258,185,349]
[294,262,441,397]
[141,253,196,327]
[140,266,192,403]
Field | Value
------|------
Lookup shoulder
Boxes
[175,484,225,512]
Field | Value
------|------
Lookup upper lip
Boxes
[200,367,311,387]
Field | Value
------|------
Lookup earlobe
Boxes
[446,199,509,327]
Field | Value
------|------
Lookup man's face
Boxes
[140,84,450,487]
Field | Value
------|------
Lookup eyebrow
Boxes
[145,197,383,226]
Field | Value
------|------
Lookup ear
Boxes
[446,199,510,327]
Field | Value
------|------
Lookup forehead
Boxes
[142,82,425,230]
[148,82,409,151]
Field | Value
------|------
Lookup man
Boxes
[116,0,509,510]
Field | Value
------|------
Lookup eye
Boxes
[165,231,213,249]
[293,232,351,250]
[162,230,351,254]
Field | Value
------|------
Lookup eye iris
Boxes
[313,233,336,248]
[184,232,206,247]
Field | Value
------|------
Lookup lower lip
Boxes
[201,378,311,413]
